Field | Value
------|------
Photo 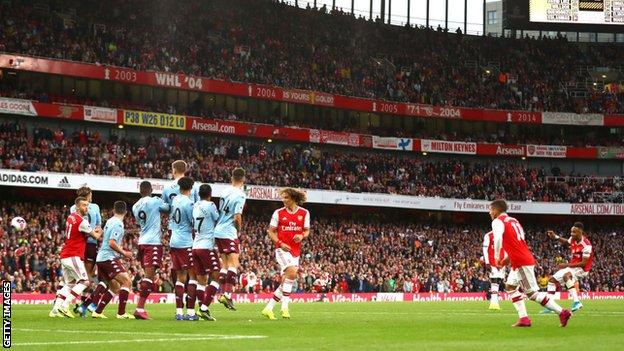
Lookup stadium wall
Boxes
[1,169,624,215]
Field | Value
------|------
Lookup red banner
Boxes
[477,144,526,157]
[32,101,84,121]
[0,97,614,160]
[5,53,624,126]
[10,291,624,304]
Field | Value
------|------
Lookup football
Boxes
[11,216,27,231]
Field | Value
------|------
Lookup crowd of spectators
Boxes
[1,201,622,295]
[2,120,623,203]
[3,88,623,148]
[1,0,624,114]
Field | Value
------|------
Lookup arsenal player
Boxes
[69,186,102,316]
[49,197,103,318]
[541,222,593,313]
[482,231,508,310]
[489,200,572,327]
[262,188,310,320]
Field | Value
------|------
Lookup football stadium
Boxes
[1,0,624,350]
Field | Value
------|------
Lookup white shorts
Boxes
[60,257,88,284]
[275,248,299,273]
[490,266,506,280]
[506,265,539,294]
[553,267,588,284]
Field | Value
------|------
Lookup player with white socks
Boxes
[263,188,310,320]
[214,168,247,311]
[489,200,572,328]
[482,231,507,310]
[541,222,594,314]
[50,197,103,318]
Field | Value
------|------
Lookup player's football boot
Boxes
[116,313,136,319]
[539,307,554,314]
[187,314,200,321]
[175,313,187,321]
[48,310,60,318]
[571,301,583,312]
[76,304,89,318]
[58,307,75,319]
[218,295,236,310]
[133,310,151,320]
[198,309,216,321]
[559,309,572,327]
[281,308,291,319]
[72,303,81,314]
[91,312,108,319]
[262,307,277,320]
[86,303,97,313]
[511,316,531,327]
[488,302,501,310]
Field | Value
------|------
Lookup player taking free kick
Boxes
[540,222,593,314]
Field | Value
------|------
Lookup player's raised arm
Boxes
[547,230,570,246]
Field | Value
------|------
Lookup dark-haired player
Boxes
[132,180,169,319]
[91,201,134,319]
[541,222,593,313]
[170,176,197,320]
[489,199,571,327]
[192,184,220,321]
[214,168,247,310]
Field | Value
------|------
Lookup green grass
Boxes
[8,300,624,350]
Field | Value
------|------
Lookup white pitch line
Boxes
[12,336,266,347]
[296,311,624,317]
[14,328,267,338]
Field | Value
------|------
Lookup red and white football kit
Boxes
[482,231,508,279]
[59,212,93,284]
[553,237,593,283]
[492,213,539,294]
[270,206,310,272]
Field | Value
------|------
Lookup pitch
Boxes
[10,300,624,350]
